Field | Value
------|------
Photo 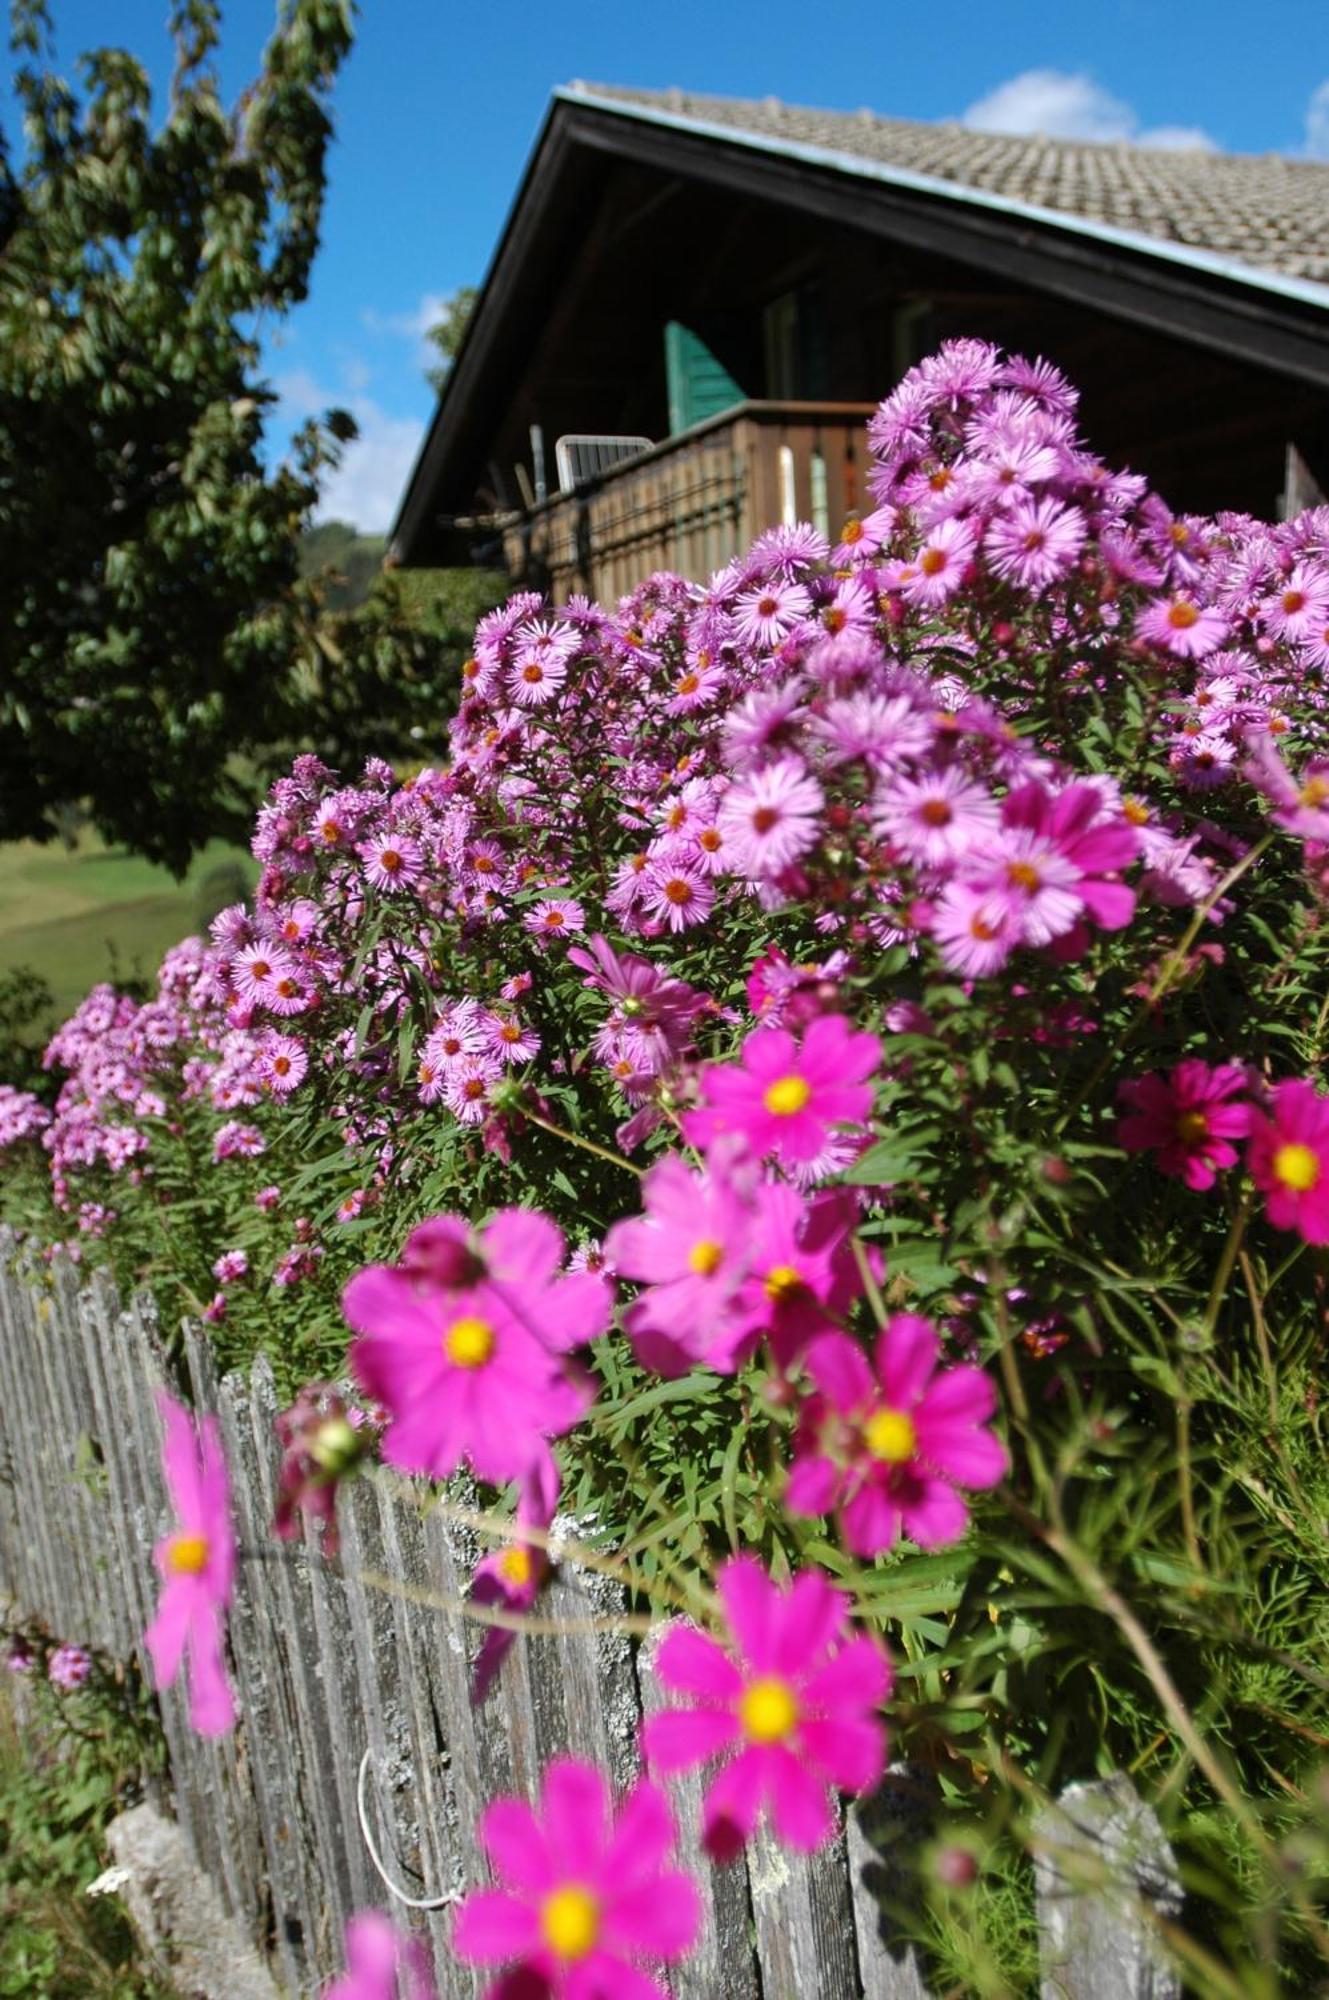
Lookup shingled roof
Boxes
[569,83,1329,290]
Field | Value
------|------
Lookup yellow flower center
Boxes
[1123,797,1150,826]
[919,547,947,576]
[1274,1142,1320,1194]
[1167,600,1199,630]
[764,1264,804,1302]
[498,1547,533,1588]
[763,1075,811,1117]
[445,1315,495,1368]
[541,1886,599,1961]
[864,1407,918,1464]
[740,1676,799,1743]
[1006,860,1042,893]
[1174,1110,1209,1146]
[1299,777,1329,807]
[168,1533,209,1575]
[688,1238,724,1277]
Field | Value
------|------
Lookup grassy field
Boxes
[0,834,255,1033]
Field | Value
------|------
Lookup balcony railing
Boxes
[501,400,878,601]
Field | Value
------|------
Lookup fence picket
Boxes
[1035,1774,1182,2000]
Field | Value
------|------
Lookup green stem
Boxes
[520,1108,643,1177]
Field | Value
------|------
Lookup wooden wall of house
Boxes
[433,155,1325,563]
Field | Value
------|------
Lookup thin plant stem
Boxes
[519,1107,643,1177]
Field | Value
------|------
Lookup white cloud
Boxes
[1306,80,1329,158]
[362,292,451,344]
[273,370,425,534]
[962,69,1215,152]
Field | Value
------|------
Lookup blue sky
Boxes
[7,1,1329,530]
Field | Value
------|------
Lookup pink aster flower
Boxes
[716,758,824,878]
[359,833,423,894]
[453,1758,700,1997]
[212,1248,249,1285]
[733,578,813,648]
[984,495,1085,590]
[897,517,977,608]
[259,1033,308,1095]
[322,1911,436,2000]
[526,898,586,938]
[786,1319,1006,1554]
[1116,1061,1252,1190]
[873,768,1000,869]
[342,1210,611,1492]
[1135,594,1228,660]
[144,1392,236,1736]
[683,1015,881,1169]
[233,944,296,1008]
[48,1643,92,1690]
[642,1556,890,1858]
[1247,1080,1329,1244]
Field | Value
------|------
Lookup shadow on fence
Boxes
[0,1241,1182,1998]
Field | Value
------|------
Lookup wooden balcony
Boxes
[501,400,878,602]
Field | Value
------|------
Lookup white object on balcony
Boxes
[554,434,653,492]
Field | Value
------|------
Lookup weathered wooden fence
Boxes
[0,1241,1182,1998]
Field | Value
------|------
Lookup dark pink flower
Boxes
[144,1392,236,1736]
[342,1210,611,1491]
[683,1016,881,1169]
[605,1149,757,1376]
[1116,1061,1252,1190]
[1247,1080,1329,1245]
[273,1384,372,1556]
[322,1911,436,2000]
[786,1318,1006,1554]
[453,1758,700,1997]
[642,1556,890,1858]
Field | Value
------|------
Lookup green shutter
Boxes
[665,322,745,435]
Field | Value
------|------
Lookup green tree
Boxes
[0,0,355,873]
[424,284,476,394]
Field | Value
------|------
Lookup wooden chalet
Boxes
[389,85,1329,599]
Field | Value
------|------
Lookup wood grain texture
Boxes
[1035,1774,1182,2000]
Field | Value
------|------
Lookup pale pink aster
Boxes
[683,1015,881,1169]
[642,1556,890,1857]
[212,1248,249,1285]
[526,898,586,938]
[931,883,1021,977]
[733,579,813,648]
[453,1758,700,1997]
[322,1911,436,2000]
[641,857,715,933]
[1247,1080,1329,1245]
[716,759,824,878]
[254,1184,281,1211]
[1135,594,1228,659]
[787,1319,1006,1554]
[1258,564,1329,643]
[342,1210,611,1491]
[144,1392,236,1736]
[897,518,977,609]
[233,944,296,1008]
[985,495,1086,590]
[259,1033,308,1095]
[48,1643,92,1690]
[359,833,423,893]
[873,768,1000,869]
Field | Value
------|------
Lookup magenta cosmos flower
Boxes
[1247,1080,1329,1244]
[453,1758,701,1999]
[604,1149,757,1376]
[1116,1060,1252,1191]
[786,1318,1006,1554]
[642,1556,890,1858]
[683,1015,881,1169]
[144,1392,236,1736]
[323,1912,435,2000]
[342,1211,611,1492]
